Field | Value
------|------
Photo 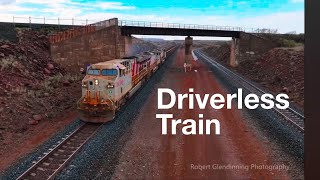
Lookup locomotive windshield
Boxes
[102,69,118,76]
[87,69,100,75]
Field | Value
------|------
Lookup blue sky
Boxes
[0,0,304,39]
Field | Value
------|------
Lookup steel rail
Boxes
[195,50,304,133]
[17,123,101,180]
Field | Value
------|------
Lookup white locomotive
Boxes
[77,48,173,123]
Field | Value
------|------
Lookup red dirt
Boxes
[111,48,290,179]
[0,111,77,172]
[0,30,82,172]
[203,45,304,108]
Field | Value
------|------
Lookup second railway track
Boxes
[195,50,305,133]
[17,123,101,180]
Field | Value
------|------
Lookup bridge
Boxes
[47,18,277,71]
[118,20,241,37]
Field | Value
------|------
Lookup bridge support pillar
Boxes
[230,37,239,67]
[185,36,193,64]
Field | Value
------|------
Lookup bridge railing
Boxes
[119,20,243,31]
[119,20,278,34]
[2,16,278,34]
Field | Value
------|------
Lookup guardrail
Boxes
[119,20,243,31]
[118,20,278,34]
[3,16,278,44]
[7,16,99,26]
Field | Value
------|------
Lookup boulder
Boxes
[33,114,43,121]
[28,119,38,125]
[47,63,54,70]
[0,45,10,49]
[63,80,71,86]
[281,87,290,93]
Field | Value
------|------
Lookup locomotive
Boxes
[77,48,172,123]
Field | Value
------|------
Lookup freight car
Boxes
[77,48,173,123]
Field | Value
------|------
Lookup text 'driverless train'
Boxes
[77,47,176,123]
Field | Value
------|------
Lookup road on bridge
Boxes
[100,47,290,179]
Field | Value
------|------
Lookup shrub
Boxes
[278,38,299,47]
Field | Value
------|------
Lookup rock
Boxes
[47,63,54,70]
[33,114,43,121]
[44,68,51,74]
[28,119,38,125]
[281,87,290,93]
[0,53,4,57]
[44,92,50,97]
[63,80,71,86]
[1,45,9,48]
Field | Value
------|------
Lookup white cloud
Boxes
[0,0,15,5]
[96,2,135,10]
[0,4,35,12]
[290,0,304,3]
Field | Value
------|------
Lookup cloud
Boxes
[0,4,35,12]
[0,0,15,5]
[95,2,135,10]
[290,0,304,3]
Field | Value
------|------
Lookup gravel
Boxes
[197,50,304,179]
[0,119,83,179]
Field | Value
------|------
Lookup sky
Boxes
[0,0,304,40]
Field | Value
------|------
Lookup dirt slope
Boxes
[0,30,82,172]
[202,45,304,108]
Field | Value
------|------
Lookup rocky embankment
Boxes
[0,29,83,171]
[0,29,164,172]
[202,45,304,108]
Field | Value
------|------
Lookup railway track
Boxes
[194,50,305,133]
[17,123,101,180]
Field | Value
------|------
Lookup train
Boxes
[77,47,176,123]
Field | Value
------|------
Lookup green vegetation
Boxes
[278,38,303,47]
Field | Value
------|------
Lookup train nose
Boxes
[88,79,100,90]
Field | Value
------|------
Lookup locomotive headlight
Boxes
[83,98,87,102]
[107,83,114,88]
[101,98,105,103]
[82,81,87,88]
[94,79,99,85]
